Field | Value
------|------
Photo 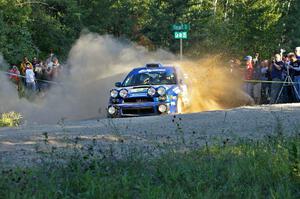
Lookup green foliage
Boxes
[281,0,300,49]
[0,1,35,63]
[28,0,80,59]
[0,0,299,63]
[0,112,22,127]
[0,135,299,198]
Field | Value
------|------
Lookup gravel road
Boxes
[1,103,300,168]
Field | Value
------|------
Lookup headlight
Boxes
[119,89,128,98]
[110,89,118,98]
[147,87,156,96]
[157,87,166,96]
[158,104,167,113]
[108,106,117,115]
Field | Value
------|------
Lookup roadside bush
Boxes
[0,112,22,127]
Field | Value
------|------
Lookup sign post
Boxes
[180,38,183,61]
[172,24,189,61]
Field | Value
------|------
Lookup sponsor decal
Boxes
[173,86,180,94]
[130,93,148,97]
[138,69,166,73]
[131,88,147,93]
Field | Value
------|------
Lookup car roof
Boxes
[132,65,175,72]
[121,65,178,86]
[127,67,175,76]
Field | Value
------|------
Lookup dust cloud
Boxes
[174,57,254,113]
[0,54,25,111]
[0,34,175,123]
[0,34,252,124]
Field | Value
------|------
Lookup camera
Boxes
[280,49,286,53]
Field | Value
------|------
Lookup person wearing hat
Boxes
[244,55,254,98]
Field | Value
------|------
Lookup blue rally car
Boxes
[107,63,190,117]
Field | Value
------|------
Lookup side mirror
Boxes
[115,82,122,87]
[179,79,184,85]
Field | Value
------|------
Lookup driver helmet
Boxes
[139,73,150,81]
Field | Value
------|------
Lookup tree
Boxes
[280,0,300,50]
[0,0,296,64]
[28,0,81,59]
[0,1,35,64]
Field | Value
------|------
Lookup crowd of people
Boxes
[7,52,63,98]
[5,47,300,105]
[229,47,300,104]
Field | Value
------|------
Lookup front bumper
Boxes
[108,102,170,117]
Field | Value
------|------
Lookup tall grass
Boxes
[0,135,299,199]
[0,112,22,127]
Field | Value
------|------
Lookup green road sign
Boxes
[174,31,188,39]
[172,23,190,31]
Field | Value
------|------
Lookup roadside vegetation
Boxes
[0,134,299,198]
[1,0,300,65]
[0,112,22,127]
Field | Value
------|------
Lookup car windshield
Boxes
[123,69,177,87]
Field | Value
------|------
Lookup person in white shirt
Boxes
[25,64,36,91]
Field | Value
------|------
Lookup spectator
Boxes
[37,61,51,91]
[253,53,259,65]
[282,54,291,80]
[34,62,43,79]
[34,62,43,91]
[40,61,47,73]
[52,57,62,80]
[46,54,53,66]
[25,64,36,92]
[8,65,20,89]
[20,56,33,76]
[45,50,57,66]
[252,54,262,104]
[260,60,271,104]
[244,55,254,97]
[288,53,300,101]
[32,57,39,71]
[270,54,284,104]
[45,62,53,81]
[285,53,295,74]
[279,53,294,103]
